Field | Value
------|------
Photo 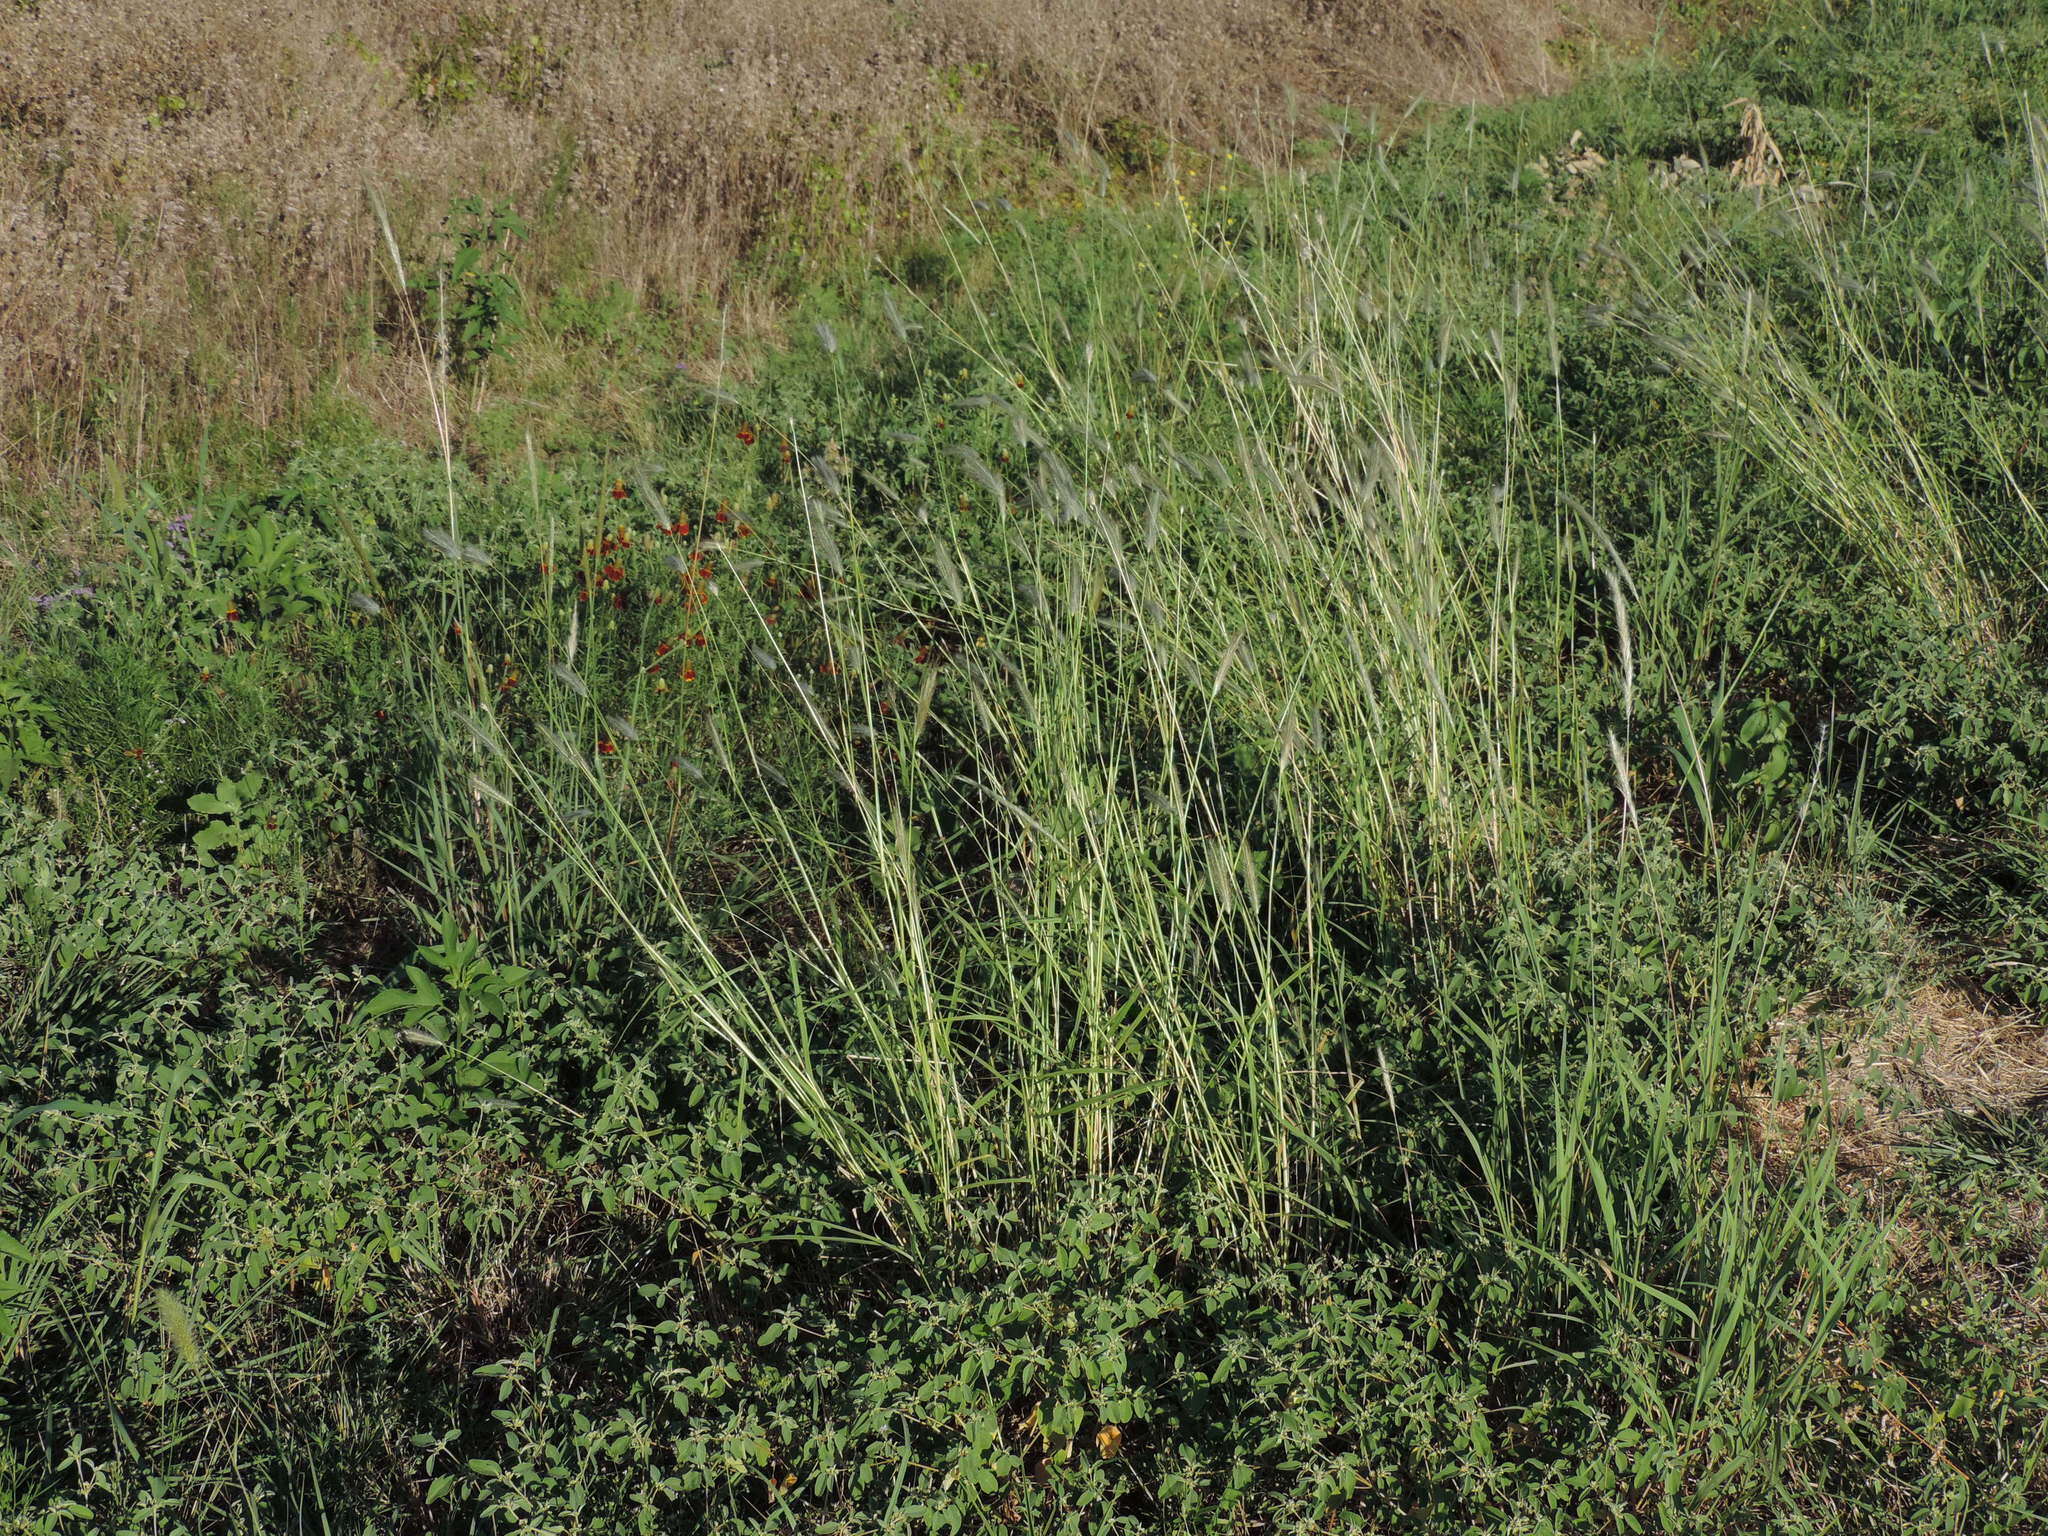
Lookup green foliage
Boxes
[408,196,530,373]
[362,917,543,1097]
[108,495,335,653]
[0,678,55,792]
[1094,114,1170,176]
[9,4,2048,1532]
[407,14,566,120]
[185,769,285,867]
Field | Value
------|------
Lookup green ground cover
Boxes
[5,4,2048,1531]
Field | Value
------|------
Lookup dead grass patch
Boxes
[1737,984,2048,1181]
[1727,96,1786,188]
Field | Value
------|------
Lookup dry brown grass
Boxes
[1738,985,2048,1180]
[1727,96,1786,188]
[1736,986,2048,1359]
[0,0,1660,497]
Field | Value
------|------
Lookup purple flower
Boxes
[31,585,95,612]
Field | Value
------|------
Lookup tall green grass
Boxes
[7,4,2048,1531]
[375,57,2047,1514]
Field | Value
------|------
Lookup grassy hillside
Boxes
[0,0,1653,498]
[6,3,2048,1532]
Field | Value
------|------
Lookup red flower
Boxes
[737,426,757,446]
[736,523,753,538]
[689,633,706,647]
[598,739,617,754]
[539,561,553,575]
[602,563,626,583]
[612,479,629,500]
[682,667,697,681]
[716,508,731,525]
[225,607,241,622]
[610,592,626,610]
[656,641,673,656]
[375,709,388,721]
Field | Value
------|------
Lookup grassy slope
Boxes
[5,3,2048,1532]
[0,0,1653,500]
